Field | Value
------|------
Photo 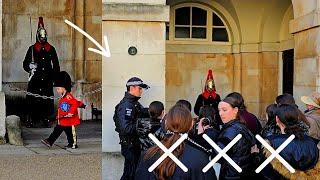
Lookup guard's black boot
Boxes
[25,116,34,128]
[26,121,33,128]
[42,119,51,128]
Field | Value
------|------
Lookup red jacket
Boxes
[57,92,83,126]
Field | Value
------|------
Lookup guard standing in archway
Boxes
[23,17,60,128]
[194,69,221,125]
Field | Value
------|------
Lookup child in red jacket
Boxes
[41,71,85,149]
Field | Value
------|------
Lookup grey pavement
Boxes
[0,120,102,179]
[0,153,101,180]
[0,120,102,155]
[102,152,124,180]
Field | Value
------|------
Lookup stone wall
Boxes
[164,0,291,118]
[260,52,279,115]
[165,51,278,118]
[2,0,102,120]
[166,53,234,114]
[290,0,320,109]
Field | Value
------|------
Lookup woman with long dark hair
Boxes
[135,105,216,180]
[226,92,262,135]
[261,104,281,138]
[216,96,260,179]
[275,93,310,134]
[265,104,319,179]
[191,105,220,151]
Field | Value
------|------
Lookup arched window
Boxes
[167,4,230,43]
[212,13,228,41]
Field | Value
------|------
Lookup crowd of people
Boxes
[113,71,320,180]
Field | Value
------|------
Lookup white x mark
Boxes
[255,134,295,173]
[202,134,242,173]
[148,133,188,172]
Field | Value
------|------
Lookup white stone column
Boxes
[290,0,320,108]
[102,1,169,152]
[0,0,5,142]
[0,0,2,92]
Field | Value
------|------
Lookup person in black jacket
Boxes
[194,70,221,125]
[195,96,277,179]
[136,105,216,180]
[113,77,149,180]
[23,17,60,128]
[226,92,262,135]
[176,99,192,112]
[267,104,319,172]
[275,93,310,135]
[193,105,220,150]
[261,104,281,138]
[137,101,164,152]
[153,99,192,142]
[217,96,260,179]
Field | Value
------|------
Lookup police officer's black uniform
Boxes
[113,77,149,180]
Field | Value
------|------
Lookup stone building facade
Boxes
[102,1,320,177]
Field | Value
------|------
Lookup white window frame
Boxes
[167,3,232,45]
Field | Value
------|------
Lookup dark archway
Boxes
[282,49,294,95]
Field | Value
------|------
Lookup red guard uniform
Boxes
[58,93,81,126]
[42,71,85,149]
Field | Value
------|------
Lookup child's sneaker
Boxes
[41,139,52,147]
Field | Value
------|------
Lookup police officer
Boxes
[23,17,60,128]
[113,77,149,180]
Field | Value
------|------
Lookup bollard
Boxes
[6,115,23,146]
